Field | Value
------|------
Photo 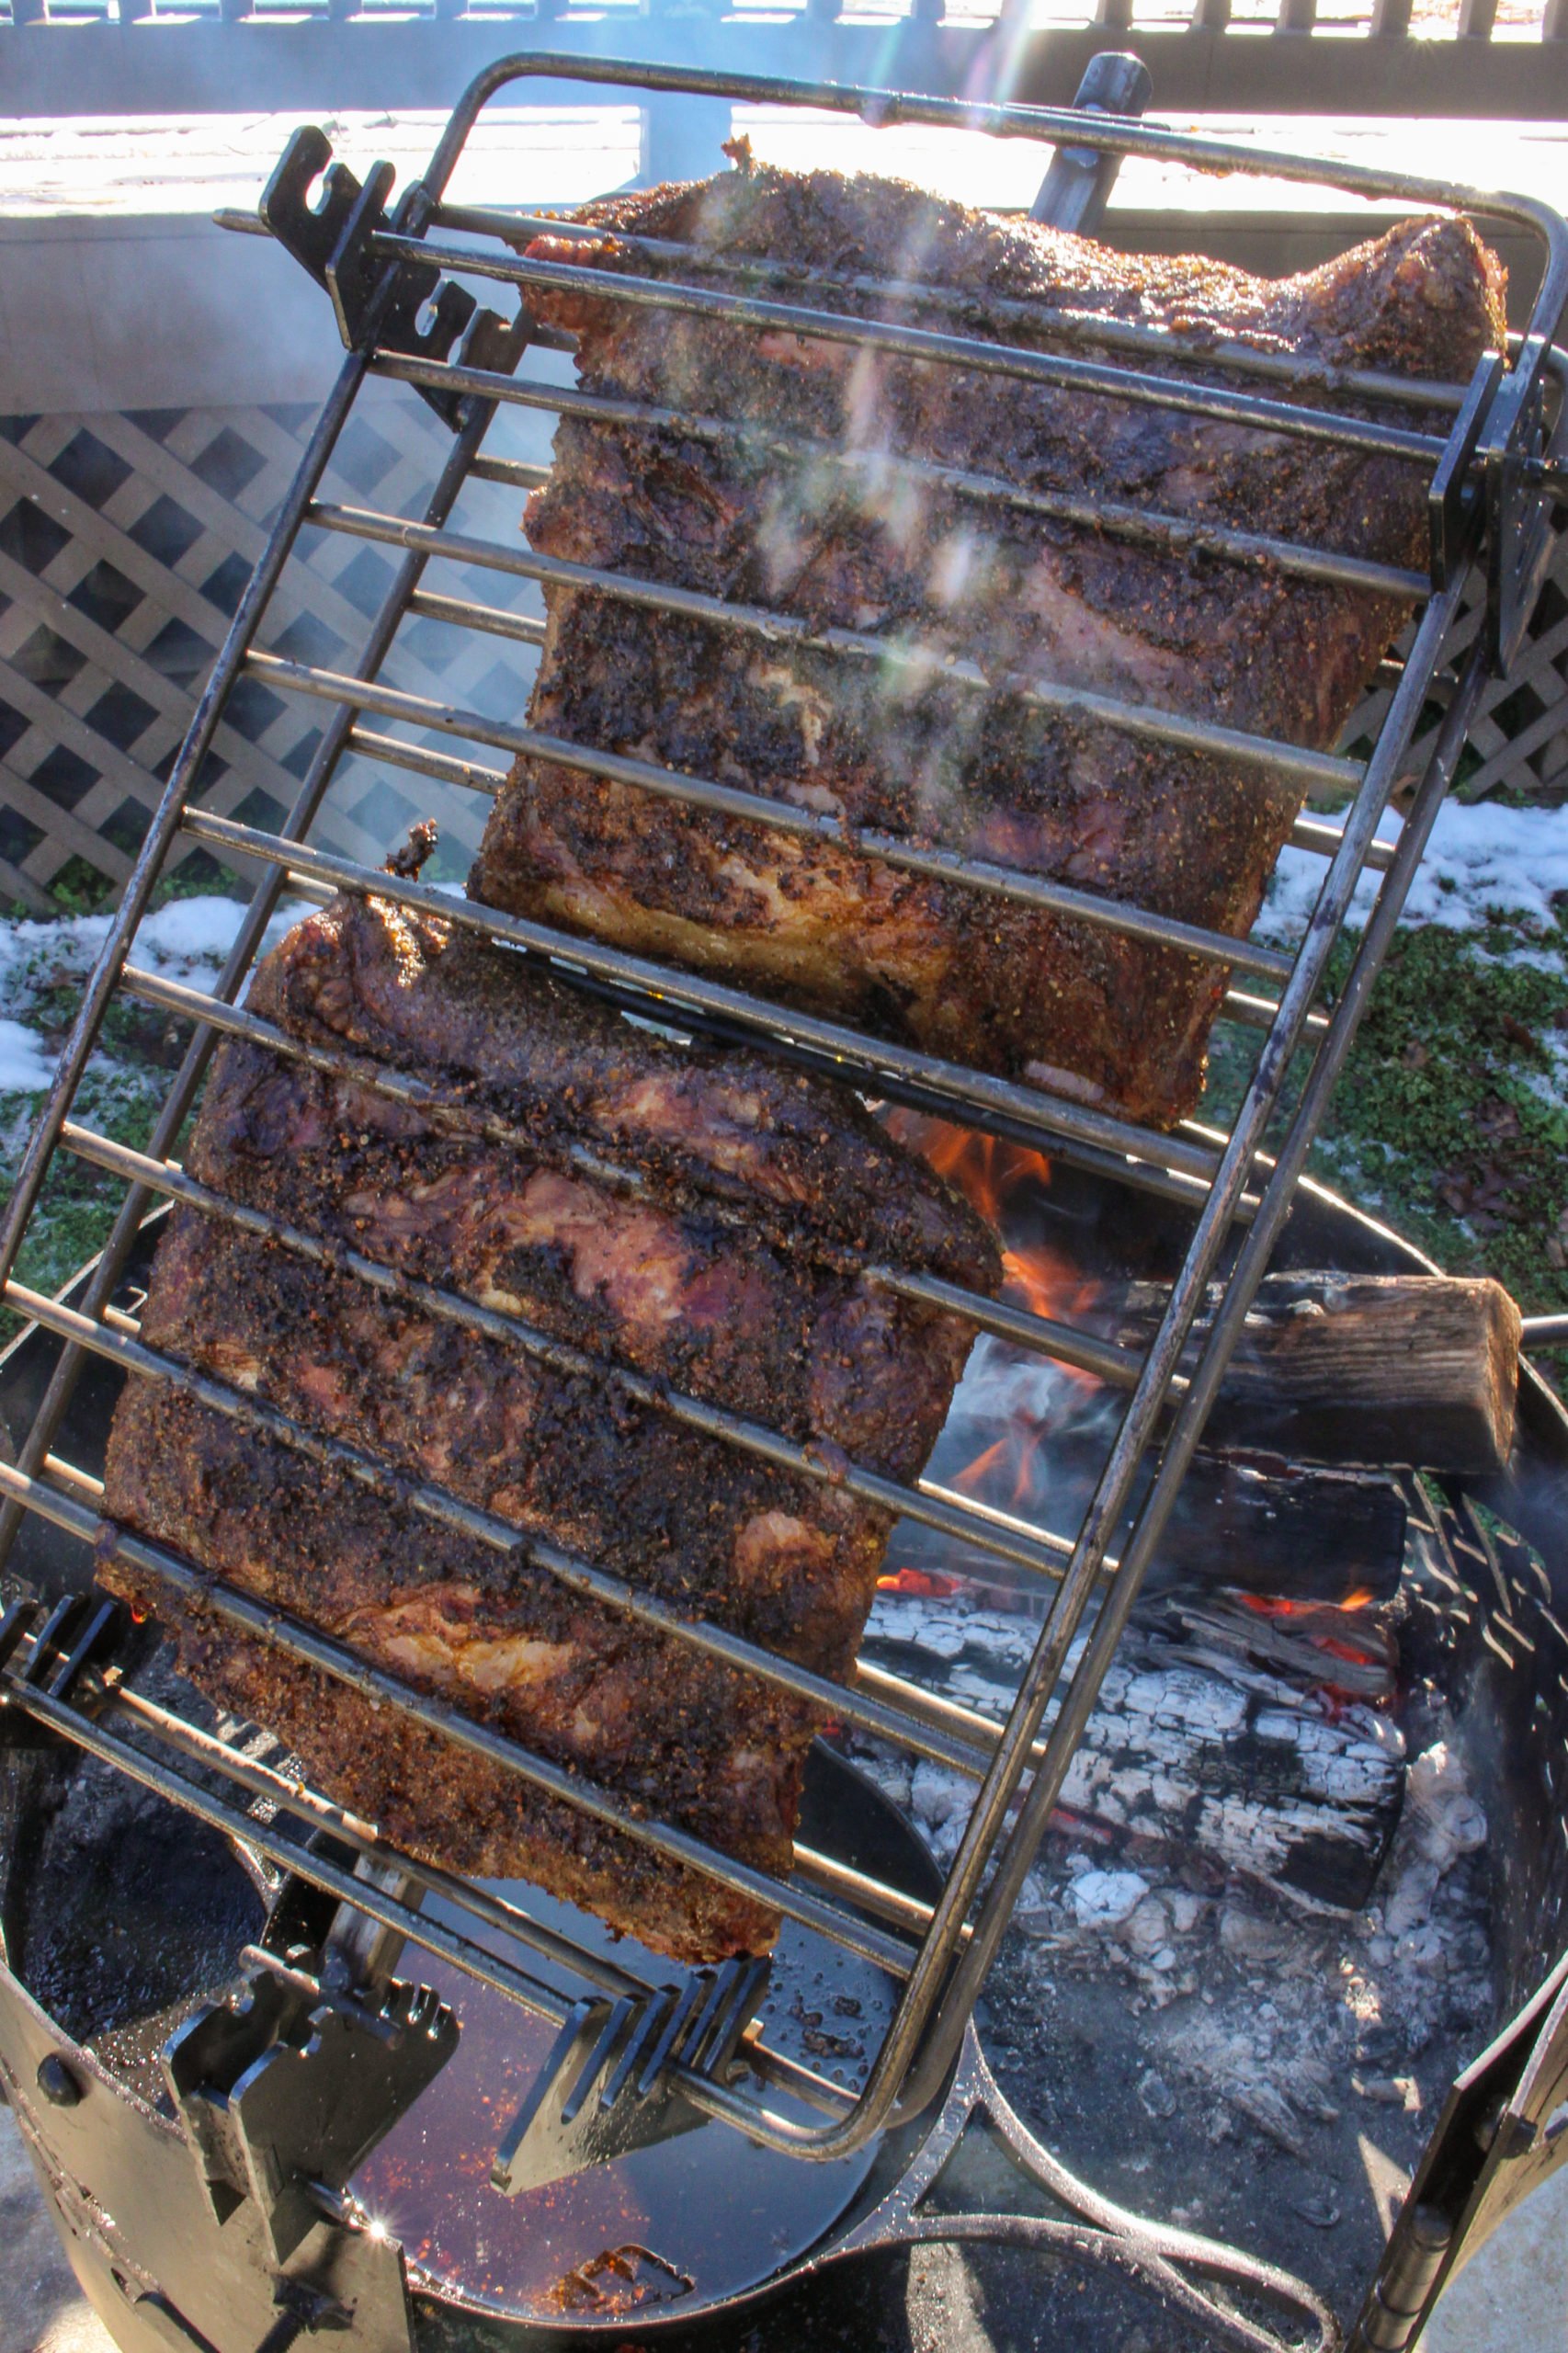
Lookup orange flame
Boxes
[951,1437,1010,1496]
[887,1107,1103,1362]
[884,1106,1109,1524]
[885,1108,1052,1231]
[1240,1587,1376,1620]
[1233,1588,1394,1710]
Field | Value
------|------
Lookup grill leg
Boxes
[640,93,734,188]
[1029,50,1153,235]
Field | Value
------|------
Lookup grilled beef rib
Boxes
[101,893,995,1961]
[470,161,1504,1125]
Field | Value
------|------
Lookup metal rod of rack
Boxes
[428,199,1475,419]
[408,59,1568,284]
[107,963,1149,1389]
[176,806,1231,1187]
[660,574,1477,2159]
[406,585,547,649]
[332,677,1324,1042]
[346,722,511,794]
[373,229,1452,465]
[300,499,1366,801]
[369,347,1435,603]
[0,1571,857,2125]
[6,1257,1035,1800]
[51,1121,1093,1731]
[251,625,1306,979]
[0,1415,915,1980]
[112,943,1237,1237]
[0,343,527,1578]
[893,600,1489,2122]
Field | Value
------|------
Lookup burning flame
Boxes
[1240,1588,1375,1619]
[886,1108,1103,1344]
[885,1108,1108,1525]
[888,1108,1051,1217]
[1234,1587,1393,1709]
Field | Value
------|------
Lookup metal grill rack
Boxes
[1,53,1565,2181]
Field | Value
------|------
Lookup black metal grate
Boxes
[0,54,1564,2190]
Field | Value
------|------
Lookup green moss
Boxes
[0,878,221,1347]
[0,1051,188,1348]
[45,856,244,922]
[1206,910,1568,1394]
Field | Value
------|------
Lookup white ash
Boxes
[1007,1728,1490,2146]
[859,1587,1403,1901]
[1071,1869,1151,1929]
[848,1586,1494,2162]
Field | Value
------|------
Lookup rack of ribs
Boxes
[468,157,1505,1127]
[101,892,997,1961]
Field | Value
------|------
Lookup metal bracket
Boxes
[257,127,365,290]
[0,1591,121,1750]
[257,126,484,426]
[1428,348,1504,594]
[1030,51,1154,237]
[1481,358,1559,673]
[163,1949,458,2264]
[0,1954,417,2353]
[491,1955,769,2197]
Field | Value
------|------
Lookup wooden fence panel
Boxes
[0,387,547,912]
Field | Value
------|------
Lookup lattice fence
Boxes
[0,387,550,915]
[2,389,1565,917]
[1340,527,1568,807]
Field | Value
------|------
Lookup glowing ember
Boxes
[875,1568,964,1597]
[1240,1590,1378,1624]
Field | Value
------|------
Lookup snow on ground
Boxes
[0,1019,52,1097]
[1260,798,1568,947]
[0,894,313,1109]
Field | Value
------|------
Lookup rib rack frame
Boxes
[0,54,1564,2167]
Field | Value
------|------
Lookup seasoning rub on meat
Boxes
[470,156,1505,1126]
[101,892,997,1961]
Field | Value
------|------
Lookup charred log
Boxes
[1112,1272,1522,1477]
[887,1447,1408,1608]
[862,1588,1403,1911]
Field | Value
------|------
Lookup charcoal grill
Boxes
[3,53,1568,2353]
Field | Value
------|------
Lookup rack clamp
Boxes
[0,1590,124,1751]
[258,127,523,428]
[1481,358,1559,676]
[164,1932,458,2266]
[1430,345,1560,676]
[492,1954,770,2197]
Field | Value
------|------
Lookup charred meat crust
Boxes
[246,888,995,1290]
[101,892,994,1961]
[469,169,1504,1124]
[144,1587,782,1963]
